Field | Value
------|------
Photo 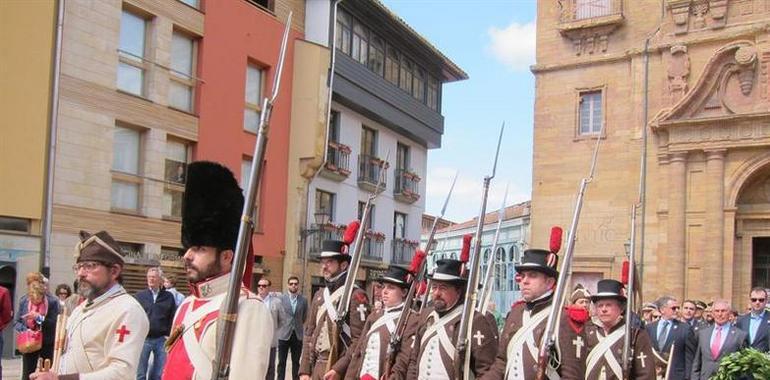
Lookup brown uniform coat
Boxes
[404,305,499,379]
[298,274,370,379]
[479,295,583,380]
[583,320,656,380]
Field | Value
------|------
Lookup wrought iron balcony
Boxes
[392,237,419,264]
[358,154,388,192]
[305,224,345,258]
[320,141,352,182]
[361,231,385,261]
[394,168,421,204]
[559,0,622,23]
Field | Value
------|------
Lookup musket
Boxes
[535,121,605,380]
[455,122,505,380]
[210,12,292,380]
[326,151,390,372]
[420,238,447,313]
[478,183,509,314]
[384,172,458,375]
[622,204,640,378]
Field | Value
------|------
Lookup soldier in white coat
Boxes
[161,161,273,380]
[30,230,150,380]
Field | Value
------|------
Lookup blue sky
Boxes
[381,0,538,222]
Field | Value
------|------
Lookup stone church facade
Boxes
[531,1,770,305]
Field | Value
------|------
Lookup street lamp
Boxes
[300,209,330,295]
[624,239,631,257]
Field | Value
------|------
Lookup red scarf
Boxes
[25,296,48,330]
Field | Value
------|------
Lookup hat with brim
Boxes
[428,259,466,284]
[75,230,125,266]
[319,240,351,262]
[379,265,411,289]
[695,300,707,310]
[590,279,626,302]
[514,249,559,278]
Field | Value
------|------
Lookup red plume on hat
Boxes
[621,260,630,285]
[549,226,563,254]
[460,234,473,263]
[409,249,426,275]
[342,220,360,253]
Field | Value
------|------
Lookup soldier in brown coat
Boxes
[340,265,417,380]
[479,249,583,380]
[404,259,499,379]
[299,240,370,380]
[582,279,656,380]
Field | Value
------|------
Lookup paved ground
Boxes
[2,357,21,380]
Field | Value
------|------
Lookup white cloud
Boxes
[487,21,536,71]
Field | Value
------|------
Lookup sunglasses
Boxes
[670,306,680,311]
[257,284,269,288]
[752,298,766,302]
[288,282,299,286]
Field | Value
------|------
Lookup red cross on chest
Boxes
[115,325,131,343]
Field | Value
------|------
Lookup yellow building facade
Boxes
[532,1,770,306]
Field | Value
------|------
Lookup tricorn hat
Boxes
[515,249,559,278]
[570,284,591,303]
[181,161,244,251]
[319,240,352,262]
[379,265,411,289]
[591,279,626,302]
[75,230,124,266]
[428,259,467,284]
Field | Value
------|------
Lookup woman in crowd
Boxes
[14,274,59,380]
[54,284,72,310]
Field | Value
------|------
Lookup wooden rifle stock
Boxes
[210,13,292,380]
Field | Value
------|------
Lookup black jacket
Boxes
[736,311,770,352]
[646,318,696,380]
[135,288,177,338]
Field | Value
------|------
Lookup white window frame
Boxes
[117,8,150,97]
[576,86,606,138]
[244,63,264,133]
[111,124,144,213]
[169,29,198,112]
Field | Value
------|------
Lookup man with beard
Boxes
[30,230,149,380]
[478,249,582,380]
[161,161,273,380]
[340,265,416,380]
[299,240,370,380]
[404,259,499,379]
[582,279,655,380]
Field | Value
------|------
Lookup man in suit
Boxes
[691,300,748,380]
[645,295,695,380]
[277,276,307,380]
[736,287,770,351]
[682,300,704,329]
[135,267,178,380]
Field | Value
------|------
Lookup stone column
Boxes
[706,149,726,298]
[667,152,688,299]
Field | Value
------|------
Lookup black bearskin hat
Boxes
[181,161,244,251]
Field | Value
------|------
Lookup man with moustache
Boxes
[161,161,273,380]
[340,265,416,380]
[582,279,656,380]
[405,259,499,379]
[479,249,582,380]
[30,230,149,380]
[299,240,370,380]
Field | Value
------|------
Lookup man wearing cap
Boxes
[582,279,656,380]
[300,240,370,380]
[339,265,415,379]
[161,161,273,380]
[30,230,150,380]
[479,249,582,380]
[404,259,499,379]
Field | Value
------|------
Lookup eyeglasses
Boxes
[257,284,268,288]
[288,282,299,286]
[670,306,680,311]
[72,262,106,273]
[752,298,766,302]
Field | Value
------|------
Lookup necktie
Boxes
[711,326,723,359]
[657,321,669,351]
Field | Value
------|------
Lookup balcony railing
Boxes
[358,154,388,192]
[392,237,419,264]
[321,141,351,182]
[394,169,420,204]
[306,224,345,257]
[559,0,622,23]
[361,231,385,261]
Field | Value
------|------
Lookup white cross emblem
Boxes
[573,336,584,359]
[357,303,367,321]
[637,351,647,368]
[473,330,485,345]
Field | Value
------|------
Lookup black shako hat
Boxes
[379,265,411,288]
[428,259,467,284]
[181,161,244,251]
[514,249,559,278]
[319,240,352,262]
[591,279,627,302]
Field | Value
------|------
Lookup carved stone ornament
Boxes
[667,0,730,34]
[667,45,691,103]
[557,0,624,56]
